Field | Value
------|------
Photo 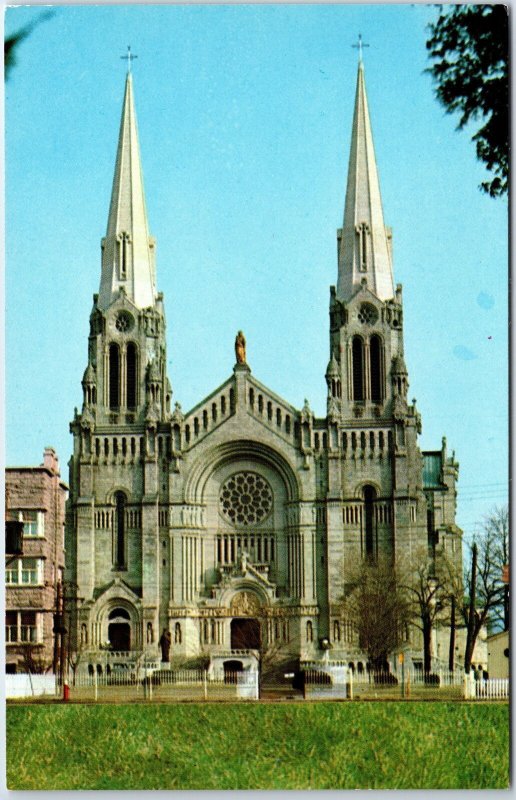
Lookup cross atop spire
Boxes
[121,45,138,74]
[352,34,369,64]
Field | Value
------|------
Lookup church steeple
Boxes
[336,58,394,302]
[98,71,157,311]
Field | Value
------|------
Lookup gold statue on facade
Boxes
[235,330,246,364]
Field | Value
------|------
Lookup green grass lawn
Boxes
[6,701,509,790]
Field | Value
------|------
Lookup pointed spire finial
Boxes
[351,34,369,64]
[121,45,138,74]
[337,45,394,302]
[99,60,156,311]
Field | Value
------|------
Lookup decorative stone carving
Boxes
[171,402,184,423]
[393,395,407,421]
[301,398,313,423]
[230,591,261,616]
[327,396,341,421]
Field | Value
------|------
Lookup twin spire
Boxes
[98,46,394,312]
[98,70,156,311]
[337,57,395,302]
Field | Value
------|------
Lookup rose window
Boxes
[220,472,272,526]
[115,311,134,332]
[357,303,378,325]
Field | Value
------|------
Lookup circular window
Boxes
[220,472,273,526]
[115,311,134,333]
[357,303,378,325]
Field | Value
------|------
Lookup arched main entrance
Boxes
[108,608,131,651]
[231,617,261,650]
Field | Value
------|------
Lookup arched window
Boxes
[109,343,120,409]
[352,337,365,401]
[370,335,383,403]
[175,622,182,644]
[306,620,313,642]
[363,485,376,558]
[114,492,126,569]
[126,343,137,409]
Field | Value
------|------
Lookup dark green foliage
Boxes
[426,5,508,196]
[4,10,54,80]
[6,703,509,790]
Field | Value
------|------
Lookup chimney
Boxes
[42,447,59,475]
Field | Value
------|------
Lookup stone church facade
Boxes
[66,58,462,671]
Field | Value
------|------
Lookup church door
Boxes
[108,622,131,651]
[231,618,261,650]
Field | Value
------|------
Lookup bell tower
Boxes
[67,65,173,656]
[327,55,406,424]
[323,50,428,615]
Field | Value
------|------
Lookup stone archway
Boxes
[108,607,131,651]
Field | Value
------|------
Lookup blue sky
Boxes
[5,4,508,540]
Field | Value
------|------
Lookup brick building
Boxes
[5,448,68,673]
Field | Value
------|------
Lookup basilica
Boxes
[65,55,462,673]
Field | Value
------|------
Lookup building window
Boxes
[5,611,38,643]
[113,492,126,569]
[126,343,137,409]
[109,343,120,409]
[369,335,384,403]
[5,558,43,585]
[12,510,44,538]
[219,472,273,527]
[306,620,313,642]
[352,337,365,401]
[363,485,376,558]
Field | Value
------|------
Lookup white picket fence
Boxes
[6,673,57,698]
[470,677,509,700]
[351,669,464,687]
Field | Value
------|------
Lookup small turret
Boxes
[81,363,97,407]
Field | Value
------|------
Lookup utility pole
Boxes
[59,583,67,684]
[52,581,61,674]
[448,594,456,672]
[464,542,477,674]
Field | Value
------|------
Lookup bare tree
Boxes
[483,505,509,631]
[20,645,49,675]
[398,548,452,675]
[341,556,412,673]
[462,505,509,673]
